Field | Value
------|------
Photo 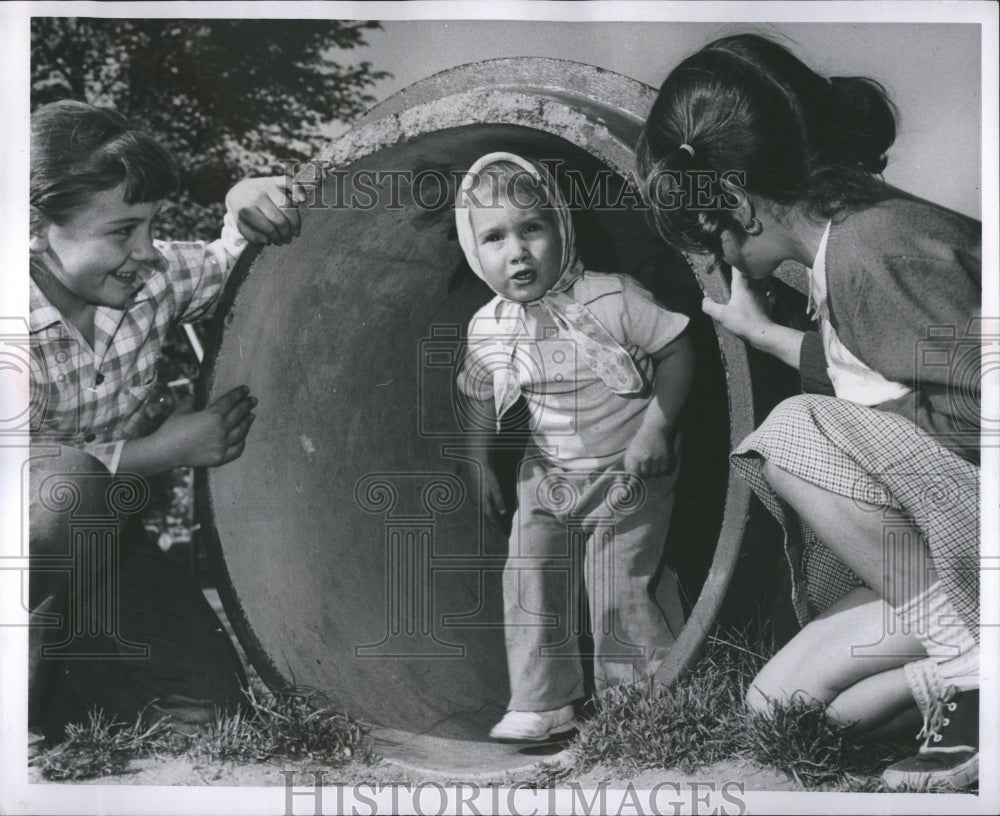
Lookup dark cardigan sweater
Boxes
[797,196,982,464]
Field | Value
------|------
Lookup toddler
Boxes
[455,152,694,741]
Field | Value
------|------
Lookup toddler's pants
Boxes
[504,447,683,711]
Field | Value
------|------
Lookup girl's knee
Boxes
[745,657,811,715]
[773,394,815,412]
[745,620,843,714]
[745,672,777,716]
[30,448,113,553]
[746,661,828,717]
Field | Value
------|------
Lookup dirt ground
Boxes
[28,747,797,790]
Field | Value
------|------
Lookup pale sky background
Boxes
[340,20,982,218]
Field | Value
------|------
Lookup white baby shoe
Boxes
[489,705,576,741]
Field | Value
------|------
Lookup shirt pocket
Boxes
[120,368,159,421]
[119,368,165,438]
[127,368,158,400]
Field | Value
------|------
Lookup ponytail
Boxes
[824,76,896,173]
[637,34,898,256]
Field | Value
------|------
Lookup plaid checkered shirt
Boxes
[29,214,247,473]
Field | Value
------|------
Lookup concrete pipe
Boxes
[197,58,755,772]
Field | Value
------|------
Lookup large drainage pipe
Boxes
[197,58,756,772]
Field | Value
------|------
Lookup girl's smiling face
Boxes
[31,184,164,314]
[470,194,562,302]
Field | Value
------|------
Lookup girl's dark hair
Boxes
[635,34,897,255]
[30,100,179,231]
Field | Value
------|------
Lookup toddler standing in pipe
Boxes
[455,152,695,741]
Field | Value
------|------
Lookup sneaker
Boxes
[882,687,978,791]
[489,705,576,742]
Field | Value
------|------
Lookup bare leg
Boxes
[761,460,935,607]
[827,666,917,734]
[748,586,924,733]
[757,450,978,788]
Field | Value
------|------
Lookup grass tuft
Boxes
[559,627,910,790]
[740,697,906,788]
[567,631,762,776]
[36,709,176,781]
[35,685,377,781]
[520,758,577,789]
[199,685,377,766]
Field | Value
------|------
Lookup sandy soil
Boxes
[28,751,797,790]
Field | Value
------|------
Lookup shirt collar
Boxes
[806,220,833,319]
[29,270,65,333]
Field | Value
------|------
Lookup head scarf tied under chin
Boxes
[456,152,644,429]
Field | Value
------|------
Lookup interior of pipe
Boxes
[200,124,730,740]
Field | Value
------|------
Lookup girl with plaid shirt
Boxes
[28,100,302,743]
[638,35,981,791]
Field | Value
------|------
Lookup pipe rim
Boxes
[196,59,755,731]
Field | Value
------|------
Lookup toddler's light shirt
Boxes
[458,271,688,470]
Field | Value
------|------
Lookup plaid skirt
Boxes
[731,394,979,640]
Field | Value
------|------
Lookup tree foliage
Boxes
[32,17,387,239]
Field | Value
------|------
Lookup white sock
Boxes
[895,581,979,694]
[903,658,943,718]
[938,643,979,692]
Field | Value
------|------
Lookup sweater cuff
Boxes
[81,439,125,475]
[219,210,249,260]
[799,331,835,396]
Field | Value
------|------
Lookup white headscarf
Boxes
[456,152,644,427]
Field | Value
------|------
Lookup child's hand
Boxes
[624,425,674,478]
[152,386,257,468]
[225,176,303,246]
[702,267,805,367]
